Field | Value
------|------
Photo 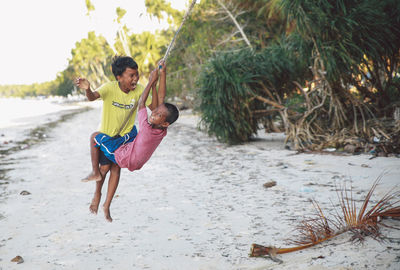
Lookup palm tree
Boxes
[70,32,114,88]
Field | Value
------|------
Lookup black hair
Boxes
[164,103,179,125]
[111,56,138,79]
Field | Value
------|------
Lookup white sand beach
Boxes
[0,106,399,269]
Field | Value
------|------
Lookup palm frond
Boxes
[250,176,400,258]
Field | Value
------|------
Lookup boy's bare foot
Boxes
[89,193,101,214]
[103,205,113,222]
[81,172,102,182]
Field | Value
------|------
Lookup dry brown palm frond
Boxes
[250,176,400,258]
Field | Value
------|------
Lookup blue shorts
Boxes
[94,125,138,164]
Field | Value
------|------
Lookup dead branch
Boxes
[216,0,252,49]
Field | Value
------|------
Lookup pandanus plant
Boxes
[250,175,400,259]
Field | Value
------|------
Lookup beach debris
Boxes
[250,245,283,263]
[20,190,31,195]
[263,181,277,188]
[11,255,24,264]
[304,160,315,165]
[250,175,400,258]
[312,255,325,260]
[348,163,371,168]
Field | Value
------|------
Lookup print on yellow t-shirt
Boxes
[97,81,151,136]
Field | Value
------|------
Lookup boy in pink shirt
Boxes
[94,61,179,221]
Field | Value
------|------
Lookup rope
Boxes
[118,1,197,135]
[161,0,197,66]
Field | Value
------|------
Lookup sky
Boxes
[0,0,188,85]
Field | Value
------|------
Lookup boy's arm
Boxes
[138,69,159,110]
[158,61,167,105]
[75,77,100,101]
[147,81,159,111]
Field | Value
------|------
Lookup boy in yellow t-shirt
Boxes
[75,56,155,219]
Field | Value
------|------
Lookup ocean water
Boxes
[0,97,84,128]
[0,96,100,158]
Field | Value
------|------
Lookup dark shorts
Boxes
[94,125,138,165]
[99,150,113,166]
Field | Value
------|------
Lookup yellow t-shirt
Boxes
[97,81,151,136]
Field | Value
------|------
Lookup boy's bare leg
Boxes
[89,164,110,214]
[82,132,103,182]
[102,163,121,222]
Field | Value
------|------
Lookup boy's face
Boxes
[118,68,139,92]
[149,104,169,128]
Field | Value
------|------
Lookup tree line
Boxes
[1,0,399,152]
[0,0,293,98]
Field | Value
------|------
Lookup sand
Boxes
[0,106,399,270]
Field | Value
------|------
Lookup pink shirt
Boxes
[115,107,167,171]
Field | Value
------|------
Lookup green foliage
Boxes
[198,0,400,144]
[115,7,127,23]
[252,34,311,94]
[285,94,306,113]
[85,0,95,15]
[280,0,400,95]
[70,31,115,88]
[198,39,309,144]
[198,49,255,143]
[0,80,61,97]
[127,30,170,75]
[53,66,76,96]
[145,0,182,23]
[154,0,293,97]
[156,0,245,97]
